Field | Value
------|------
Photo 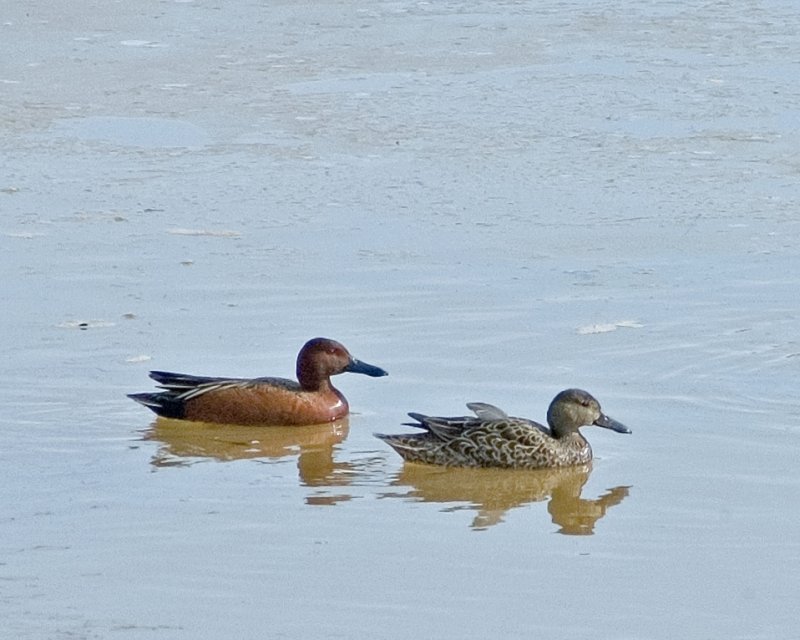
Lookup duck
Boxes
[129,337,387,426]
[375,388,630,469]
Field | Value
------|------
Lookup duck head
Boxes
[297,337,388,390]
[546,388,631,438]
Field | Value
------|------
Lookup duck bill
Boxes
[594,413,631,434]
[345,358,388,377]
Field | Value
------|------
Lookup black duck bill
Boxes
[345,358,388,377]
[594,413,631,434]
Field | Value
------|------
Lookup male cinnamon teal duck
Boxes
[375,389,630,469]
[129,337,387,426]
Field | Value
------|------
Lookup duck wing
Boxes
[466,402,508,420]
[147,371,299,402]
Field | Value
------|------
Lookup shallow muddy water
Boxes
[2,0,799,638]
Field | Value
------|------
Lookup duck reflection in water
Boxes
[382,464,630,532]
[143,417,356,495]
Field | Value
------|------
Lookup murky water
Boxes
[3,0,799,638]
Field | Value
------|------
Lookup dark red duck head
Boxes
[296,337,388,391]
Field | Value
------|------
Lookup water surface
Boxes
[2,0,799,638]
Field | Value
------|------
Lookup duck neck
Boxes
[296,360,331,392]
[551,424,586,443]
[560,430,588,447]
[558,431,592,463]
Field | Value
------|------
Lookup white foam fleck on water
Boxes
[57,320,116,329]
[4,231,42,239]
[167,228,241,237]
[119,39,165,47]
[125,355,152,364]
[576,321,643,335]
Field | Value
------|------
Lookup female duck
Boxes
[375,388,630,469]
[129,337,387,426]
